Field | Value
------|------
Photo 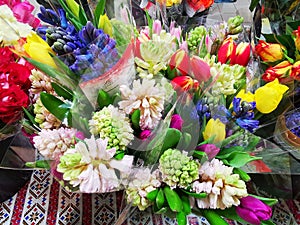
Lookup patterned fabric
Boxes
[0,170,299,225]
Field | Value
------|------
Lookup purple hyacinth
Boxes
[285,112,300,137]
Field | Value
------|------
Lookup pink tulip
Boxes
[170,114,184,131]
[236,196,272,225]
[169,49,190,76]
[196,144,220,160]
[190,56,211,82]
[152,20,162,35]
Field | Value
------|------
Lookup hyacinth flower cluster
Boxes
[36,5,119,81]
[17,1,285,224]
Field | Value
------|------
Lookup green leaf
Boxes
[244,135,260,151]
[24,57,78,90]
[131,109,140,130]
[192,150,208,162]
[177,132,192,150]
[57,0,82,29]
[40,92,70,121]
[217,152,262,168]
[202,210,229,225]
[146,189,158,202]
[249,0,259,12]
[215,207,248,224]
[261,220,276,225]
[97,89,112,109]
[51,82,73,100]
[22,107,38,126]
[78,5,88,25]
[181,195,191,214]
[94,0,106,27]
[153,206,168,214]
[25,160,51,169]
[161,128,182,151]
[176,211,187,225]
[220,131,243,148]
[114,151,125,160]
[163,186,183,212]
[156,188,165,209]
[218,146,244,157]
[181,189,207,199]
[248,194,278,206]
[233,168,251,182]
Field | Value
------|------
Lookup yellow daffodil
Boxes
[24,32,57,68]
[254,79,289,114]
[203,118,226,144]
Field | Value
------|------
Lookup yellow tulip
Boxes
[24,32,57,68]
[98,14,112,37]
[66,0,80,17]
[254,79,289,114]
[203,118,226,144]
[235,89,255,102]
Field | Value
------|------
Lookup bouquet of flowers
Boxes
[5,0,289,224]
[0,0,40,140]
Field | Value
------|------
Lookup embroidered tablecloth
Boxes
[0,169,299,225]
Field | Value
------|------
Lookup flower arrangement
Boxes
[1,0,291,224]
[0,1,40,140]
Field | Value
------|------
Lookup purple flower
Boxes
[170,114,184,131]
[195,144,220,160]
[139,130,151,140]
[236,196,272,225]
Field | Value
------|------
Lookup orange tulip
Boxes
[255,40,284,63]
[169,49,190,76]
[262,60,292,82]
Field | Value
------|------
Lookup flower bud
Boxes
[293,26,300,52]
[291,60,300,80]
[152,20,162,35]
[98,14,112,37]
[170,114,184,131]
[196,144,220,160]
[255,40,284,63]
[230,42,250,67]
[169,49,190,76]
[218,37,235,64]
[262,60,292,82]
[236,196,272,225]
[171,76,199,91]
[203,118,226,144]
[190,55,211,82]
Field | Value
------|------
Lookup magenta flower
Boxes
[236,196,272,225]
[139,129,151,140]
[170,114,184,131]
[196,144,220,160]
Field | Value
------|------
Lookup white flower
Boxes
[118,79,166,130]
[33,127,77,160]
[57,136,134,193]
[0,5,32,46]
[192,159,247,210]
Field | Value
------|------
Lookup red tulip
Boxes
[169,49,190,76]
[190,55,211,82]
[293,26,300,52]
[262,60,292,82]
[218,37,235,64]
[171,76,199,91]
[291,60,300,80]
[231,42,251,66]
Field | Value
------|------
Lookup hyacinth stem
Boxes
[192,209,229,225]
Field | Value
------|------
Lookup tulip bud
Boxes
[98,14,112,37]
[262,60,292,82]
[66,0,80,17]
[203,118,226,144]
[196,144,220,160]
[152,20,162,35]
[169,49,190,76]
[293,26,300,52]
[170,114,184,131]
[190,56,211,82]
[236,196,272,225]
[218,37,235,64]
[171,76,199,91]
[291,60,300,80]
[230,42,251,66]
[255,40,284,63]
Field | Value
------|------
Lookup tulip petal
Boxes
[236,207,261,225]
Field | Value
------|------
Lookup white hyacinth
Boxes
[118,79,166,130]
[33,127,77,160]
[192,159,247,210]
